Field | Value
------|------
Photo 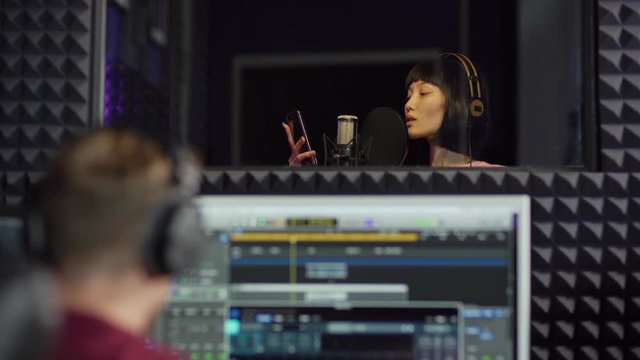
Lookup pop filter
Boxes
[360,107,408,166]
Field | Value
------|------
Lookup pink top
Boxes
[468,160,505,168]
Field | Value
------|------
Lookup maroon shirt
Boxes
[51,311,184,360]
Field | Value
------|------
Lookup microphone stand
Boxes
[322,134,372,166]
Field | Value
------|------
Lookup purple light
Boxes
[103,55,116,126]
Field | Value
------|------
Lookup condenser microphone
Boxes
[336,115,357,158]
[323,114,370,166]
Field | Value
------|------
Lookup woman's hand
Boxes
[282,122,317,166]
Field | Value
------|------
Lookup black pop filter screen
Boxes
[361,107,408,166]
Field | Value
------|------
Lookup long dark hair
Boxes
[404,55,490,163]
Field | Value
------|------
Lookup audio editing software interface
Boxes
[228,303,461,360]
[152,195,530,360]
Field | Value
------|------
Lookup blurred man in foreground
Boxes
[43,129,185,360]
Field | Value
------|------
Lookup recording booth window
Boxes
[103,0,597,169]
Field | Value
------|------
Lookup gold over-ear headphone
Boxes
[440,52,485,118]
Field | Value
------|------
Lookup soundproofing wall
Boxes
[0,0,103,207]
[599,0,640,172]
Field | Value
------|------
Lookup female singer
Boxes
[283,53,502,167]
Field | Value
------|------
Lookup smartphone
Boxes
[285,110,318,166]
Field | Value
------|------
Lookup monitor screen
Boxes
[152,195,530,360]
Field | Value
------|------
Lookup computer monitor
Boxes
[153,195,530,360]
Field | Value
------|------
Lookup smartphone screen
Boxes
[285,110,318,166]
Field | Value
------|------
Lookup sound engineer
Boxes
[43,129,186,360]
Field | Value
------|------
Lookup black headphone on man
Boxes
[141,147,207,275]
[25,136,207,277]
[440,52,485,119]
